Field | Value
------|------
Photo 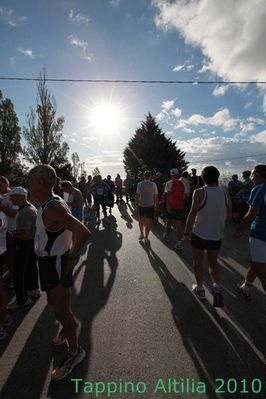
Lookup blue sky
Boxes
[0,0,266,179]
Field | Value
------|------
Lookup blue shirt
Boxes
[248,183,266,242]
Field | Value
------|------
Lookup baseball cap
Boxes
[170,168,179,176]
[10,186,28,196]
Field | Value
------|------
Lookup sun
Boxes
[89,101,123,134]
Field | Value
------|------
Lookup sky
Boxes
[0,0,266,179]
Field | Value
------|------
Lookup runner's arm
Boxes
[183,189,202,237]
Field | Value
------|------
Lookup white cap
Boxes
[10,186,28,196]
[170,168,179,176]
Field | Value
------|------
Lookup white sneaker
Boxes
[192,284,206,300]
[237,283,251,300]
[29,289,41,298]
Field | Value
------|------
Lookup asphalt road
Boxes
[0,202,266,399]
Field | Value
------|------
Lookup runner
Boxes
[184,166,231,307]
[8,186,40,309]
[163,169,185,251]
[136,171,158,245]
[235,164,266,296]
[28,164,91,381]
[0,209,12,341]
[0,176,19,288]
[61,181,84,222]
[115,174,123,204]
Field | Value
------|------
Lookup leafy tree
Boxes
[50,142,73,180]
[22,69,65,166]
[92,167,101,176]
[123,113,188,178]
[0,90,22,177]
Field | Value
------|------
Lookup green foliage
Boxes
[22,69,65,165]
[50,142,73,180]
[123,113,188,177]
[0,89,22,177]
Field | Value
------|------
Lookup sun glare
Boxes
[89,102,123,134]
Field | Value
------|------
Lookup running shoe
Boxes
[138,234,144,241]
[0,327,7,341]
[8,297,31,310]
[174,241,183,251]
[237,283,251,300]
[144,237,150,245]
[51,346,86,381]
[52,327,67,346]
[212,290,224,308]
[192,284,206,300]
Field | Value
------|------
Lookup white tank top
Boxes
[35,196,72,257]
[192,186,228,240]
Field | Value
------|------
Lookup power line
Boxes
[0,77,266,84]
[191,153,266,164]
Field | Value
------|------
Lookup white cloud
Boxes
[0,7,26,27]
[68,34,93,61]
[213,85,230,97]
[244,102,253,109]
[85,153,123,167]
[173,64,185,72]
[182,127,195,133]
[176,108,238,132]
[249,130,266,143]
[171,107,182,117]
[110,0,121,7]
[186,64,194,71]
[153,0,266,83]
[17,48,34,59]
[162,100,174,110]
[175,135,266,173]
[69,9,90,24]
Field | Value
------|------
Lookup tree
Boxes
[71,152,80,180]
[0,90,22,177]
[22,69,65,165]
[123,113,188,178]
[92,167,101,176]
[51,142,73,180]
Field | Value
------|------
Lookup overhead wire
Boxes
[0,77,266,84]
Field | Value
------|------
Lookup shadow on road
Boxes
[141,244,266,399]
[0,216,122,399]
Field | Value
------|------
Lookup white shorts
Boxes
[249,237,266,263]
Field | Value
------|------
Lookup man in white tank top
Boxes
[28,165,91,381]
[184,166,231,307]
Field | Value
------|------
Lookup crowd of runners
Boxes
[0,162,265,381]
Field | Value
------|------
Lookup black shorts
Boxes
[38,251,73,291]
[0,251,7,274]
[166,209,185,221]
[191,233,222,251]
[139,206,154,218]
